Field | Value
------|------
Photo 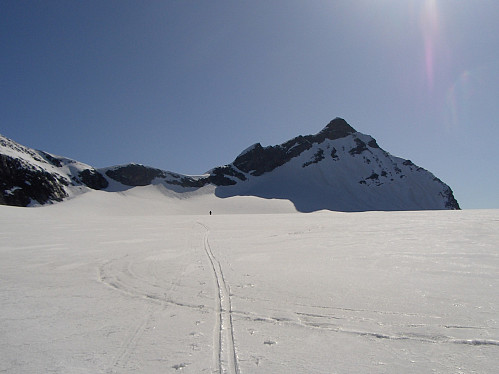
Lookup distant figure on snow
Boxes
[209,211,212,215]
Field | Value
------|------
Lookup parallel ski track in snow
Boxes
[109,304,153,372]
[198,222,239,374]
[98,255,204,372]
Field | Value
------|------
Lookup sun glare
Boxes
[421,0,440,91]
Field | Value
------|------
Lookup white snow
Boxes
[1,189,497,373]
[4,186,22,195]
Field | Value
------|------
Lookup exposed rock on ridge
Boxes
[232,118,355,176]
[105,164,166,186]
[0,154,68,206]
[0,134,108,205]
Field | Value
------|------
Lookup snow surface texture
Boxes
[0,118,460,211]
[0,189,497,373]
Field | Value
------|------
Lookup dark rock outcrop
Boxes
[79,169,109,190]
[40,151,63,167]
[302,149,325,167]
[349,138,368,155]
[0,154,68,206]
[313,118,356,142]
[105,164,166,186]
[207,166,246,186]
[443,187,460,210]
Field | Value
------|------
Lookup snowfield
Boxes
[0,190,498,373]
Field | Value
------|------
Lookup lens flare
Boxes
[444,65,499,131]
[445,71,471,130]
[421,0,439,92]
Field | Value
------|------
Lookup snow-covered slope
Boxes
[0,198,497,373]
[0,118,459,211]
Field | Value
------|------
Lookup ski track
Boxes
[3,209,496,373]
[98,257,206,311]
[231,306,499,348]
[108,304,153,373]
[98,255,207,372]
[198,222,239,374]
[97,225,243,374]
[94,235,498,372]
[98,258,158,372]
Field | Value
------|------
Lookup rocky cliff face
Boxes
[0,118,460,211]
[0,154,68,206]
[0,134,107,206]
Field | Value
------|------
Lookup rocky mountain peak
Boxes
[231,118,357,176]
[317,117,356,140]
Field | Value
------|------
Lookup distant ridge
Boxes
[0,118,459,211]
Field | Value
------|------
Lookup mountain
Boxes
[0,118,459,211]
[0,135,106,206]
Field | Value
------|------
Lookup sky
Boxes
[1,0,498,209]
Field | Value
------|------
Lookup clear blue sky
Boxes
[1,1,498,209]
